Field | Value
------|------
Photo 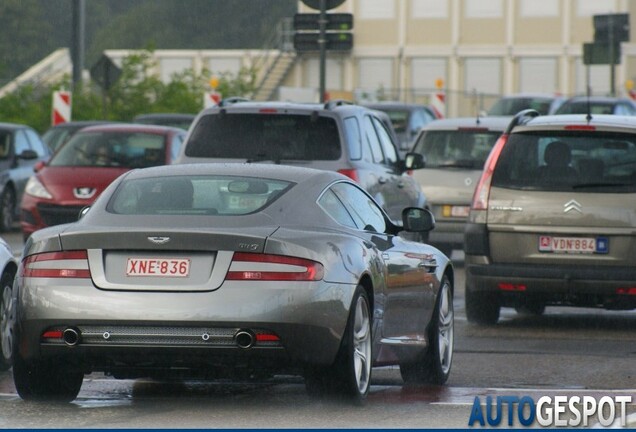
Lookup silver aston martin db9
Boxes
[5,163,454,402]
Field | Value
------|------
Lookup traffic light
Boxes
[293,12,354,52]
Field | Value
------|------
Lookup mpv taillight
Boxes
[471,133,508,211]
[21,251,91,278]
[226,252,324,281]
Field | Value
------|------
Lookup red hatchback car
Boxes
[20,124,186,239]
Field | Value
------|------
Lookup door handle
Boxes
[418,259,438,272]
[378,177,387,184]
[397,181,405,188]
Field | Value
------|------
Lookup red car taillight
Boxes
[226,252,324,281]
[337,169,360,183]
[21,251,91,278]
[471,133,508,211]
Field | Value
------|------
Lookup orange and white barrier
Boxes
[52,90,72,125]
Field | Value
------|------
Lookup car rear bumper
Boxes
[16,278,357,371]
[465,259,636,308]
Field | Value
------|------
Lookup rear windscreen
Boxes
[492,132,636,192]
[412,130,501,169]
[185,113,341,161]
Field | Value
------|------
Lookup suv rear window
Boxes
[492,132,636,192]
[412,130,500,169]
[185,113,341,161]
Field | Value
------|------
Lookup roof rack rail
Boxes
[504,109,540,134]
[324,99,353,110]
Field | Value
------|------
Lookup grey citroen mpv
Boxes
[464,111,636,324]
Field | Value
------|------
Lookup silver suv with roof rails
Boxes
[464,110,636,324]
[177,100,427,234]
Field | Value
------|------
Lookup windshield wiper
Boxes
[435,160,478,169]
[246,153,281,164]
[572,182,635,189]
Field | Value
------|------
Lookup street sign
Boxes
[293,13,353,31]
[90,54,122,90]
[583,42,621,65]
[594,13,630,43]
[300,0,346,10]
[293,32,353,51]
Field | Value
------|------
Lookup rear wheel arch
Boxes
[357,273,374,314]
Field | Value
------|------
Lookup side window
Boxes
[363,116,385,164]
[25,129,48,156]
[171,133,184,161]
[343,117,362,160]
[409,109,428,132]
[331,182,387,233]
[372,116,398,164]
[317,189,357,228]
[14,130,30,156]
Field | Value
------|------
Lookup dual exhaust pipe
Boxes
[61,327,256,349]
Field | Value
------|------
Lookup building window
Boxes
[357,0,395,20]
[357,58,393,100]
[465,0,503,18]
[519,0,558,17]
[412,0,447,19]
[306,57,343,90]
[464,58,501,95]
[575,60,611,95]
[576,0,618,17]
[519,58,557,93]
[159,58,193,83]
[208,58,242,76]
[411,58,447,92]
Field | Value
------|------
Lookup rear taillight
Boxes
[21,250,91,278]
[616,287,636,295]
[337,169,360,183]
[226,252,324,281]
[471,133,508,210]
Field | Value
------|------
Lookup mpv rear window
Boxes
[412,130,500,169]
[492,132,636,192]
[185,113,341,161]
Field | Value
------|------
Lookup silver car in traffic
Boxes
[6,163,454,402]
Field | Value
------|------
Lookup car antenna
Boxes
[586,85,593,123]
[474,88,481,124]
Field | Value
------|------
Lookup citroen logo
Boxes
[148,236,170,245]
[564,199,582,214]
[464,177,473,187]
[73,187,96,199]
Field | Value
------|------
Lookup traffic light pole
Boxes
[319,0,327,103]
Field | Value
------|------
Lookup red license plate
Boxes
[126,258,191,277]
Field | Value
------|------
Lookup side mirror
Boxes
[18,149,39,160]
[404,152,426,170]
[401,207,435,233]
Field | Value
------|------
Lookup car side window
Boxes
[363,116,385,164]
[317,189,357,228]
[372,116,398,165]
[25,128,48,156]
[331,182,387,233]
[14,130,30,156]
[171,133,184,162]
[343,117,362,160]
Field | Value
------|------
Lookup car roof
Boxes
[76,123,186,134]
[198,100,371,117]
[0,122,30,130]
[562,96,635,104]
[362,101,432,111]
[47,120,113,129]
[133,113,196,120]
[514,113,636,130]
[123,162,347,184]
[422,116,512,131]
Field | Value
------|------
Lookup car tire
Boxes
[465,288,500,325]
[400,275,454,385]
[0,186,15,233]
[13,354,84,402]
[0,271,16,371]
[305,285,372,403]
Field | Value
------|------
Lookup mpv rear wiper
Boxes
[246,153,281,164]
[435,160,478,169]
